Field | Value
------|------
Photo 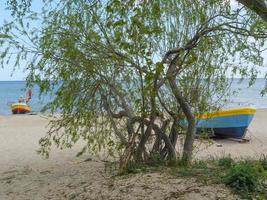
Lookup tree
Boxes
[236,0,267,22]
[1,0,266,171]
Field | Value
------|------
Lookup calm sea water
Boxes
[0,79,266,115]
[227,78,267,109]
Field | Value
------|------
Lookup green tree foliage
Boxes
[6,0,32,17]
[0,0,266,171]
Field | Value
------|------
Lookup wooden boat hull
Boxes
[196,107,256,139]
[11,103,31,114]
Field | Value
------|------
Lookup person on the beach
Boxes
[25,88,32,103]
[18,88,32,103]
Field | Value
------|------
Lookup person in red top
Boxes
[25,88,32,103]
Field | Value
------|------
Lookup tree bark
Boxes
[119,125,141,174]
[167,66,196,164]
[101,95,127,145]
[152,135,161,154]
[134,117,177,160]
[151,122,177,160]
[169,119,179,147]
[136,124,152,161]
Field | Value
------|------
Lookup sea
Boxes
[0,79,266,115]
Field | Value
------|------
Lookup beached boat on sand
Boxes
[11,103,31,114]
[10,88,32,114]
[196,107,256,140]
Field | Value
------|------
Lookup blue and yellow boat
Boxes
[196,107,256,140]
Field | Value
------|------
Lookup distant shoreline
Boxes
[1,79,267,114]
[1,78,267,81]
[2,107,267,116]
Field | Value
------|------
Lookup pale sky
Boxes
[0,1,24,81]
[0,0,41,81]
[0,0,266,81]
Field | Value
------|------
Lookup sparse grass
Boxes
[146,153,166,167]
[260,156,267,170]
[119,155,267,199]
[218,155,234,168]
[124,154,167,174]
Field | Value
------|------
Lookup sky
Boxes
[0,0,43,81]
[0,0,266,81]
[0,1,23,81]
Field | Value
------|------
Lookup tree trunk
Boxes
[167,67,196,164]
[134,117,177,160]
[152,123,177,160]
[136,124,152,161]
[119,125,140,174]
[152,135,161,154]
[169,119,179,147]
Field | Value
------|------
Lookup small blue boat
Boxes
[195,107,256,140]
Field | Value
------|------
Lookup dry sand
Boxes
[1,109,267,199]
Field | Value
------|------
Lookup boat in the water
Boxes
[11,102,31,114]
[196,107,256,140]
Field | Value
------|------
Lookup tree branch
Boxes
[236,0,267,22]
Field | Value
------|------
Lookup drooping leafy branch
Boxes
[1,0,266,170]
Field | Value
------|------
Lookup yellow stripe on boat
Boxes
[11,103,31,111]
[196,107,256,119]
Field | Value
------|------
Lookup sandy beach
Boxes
[0,110,266,199]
